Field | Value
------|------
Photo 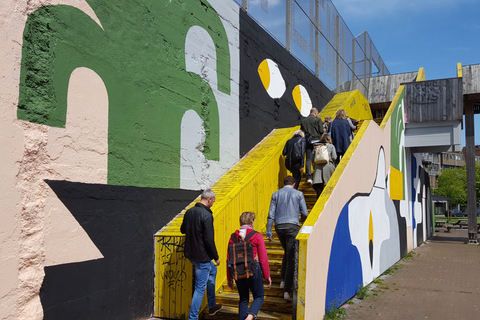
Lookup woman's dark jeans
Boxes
[235,263,264,319]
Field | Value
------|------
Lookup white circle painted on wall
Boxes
[292,84,312,117]
[258,58,286,99]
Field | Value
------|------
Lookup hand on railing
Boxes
[266,232,274,242]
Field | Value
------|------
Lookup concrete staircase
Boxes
[202,179,317,320]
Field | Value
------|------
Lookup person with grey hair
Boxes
[282,129,306,189]
[181,188,222,319]
[266,176,308,301]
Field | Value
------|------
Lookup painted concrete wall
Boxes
[0,1,333,319]
[302,89,432,317]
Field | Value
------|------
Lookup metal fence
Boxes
[234,0,390,95]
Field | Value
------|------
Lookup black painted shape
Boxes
[416,166,432,243]
[239,10,334,157]
[394,199,408,258]
[42,180,199,320]
[369,239,374,268]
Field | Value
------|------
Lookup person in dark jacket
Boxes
[300,108,324,184]
[283,129,306,189]
[181,189,222,319]
[329,109,356,164]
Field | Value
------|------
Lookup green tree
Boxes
[433,168,467,206]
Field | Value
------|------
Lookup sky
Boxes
[332,0,480,146]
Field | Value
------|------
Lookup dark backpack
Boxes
[228,231,258,280]
[292,138,304,162]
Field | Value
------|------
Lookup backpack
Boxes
[314,144,329,164]
[228,231,258,280]
[292,138,304,162]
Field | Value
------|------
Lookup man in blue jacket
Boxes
[266,176,308,301]
[181,189,222,319]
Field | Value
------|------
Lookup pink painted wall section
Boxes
[303,119,393,318]
[1,2,114,318]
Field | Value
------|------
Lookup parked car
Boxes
[452,209,465,217]
[445,209,465,217]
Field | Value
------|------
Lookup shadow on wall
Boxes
[41,180,199,320]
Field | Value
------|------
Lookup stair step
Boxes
[220,283,287,298]
[208,177,314,320]
[212,291,293,314]
[201,304,293,320]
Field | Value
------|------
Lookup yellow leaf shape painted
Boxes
[258,59,271,92]
[292,85,302,112]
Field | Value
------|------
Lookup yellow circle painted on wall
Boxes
[258,59,286,99]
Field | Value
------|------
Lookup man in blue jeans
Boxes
[181,189,222,319]
[266,176,308,301]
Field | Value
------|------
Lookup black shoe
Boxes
[209,304,222,316]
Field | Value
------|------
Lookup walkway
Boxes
[343,229,480,320]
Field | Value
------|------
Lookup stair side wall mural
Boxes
[300,88,432,318]
[1,1,332,319]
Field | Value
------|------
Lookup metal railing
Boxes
[234,0,390,95]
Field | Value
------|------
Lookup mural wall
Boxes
[239,10,334,155]
[0,1,333,319]
[301,88,432,318]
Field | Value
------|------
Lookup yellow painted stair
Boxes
[202,178,316,320]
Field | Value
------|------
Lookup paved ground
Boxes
[343,229,480,320]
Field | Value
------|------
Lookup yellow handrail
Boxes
[154,126,297,319]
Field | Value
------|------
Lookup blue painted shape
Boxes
[325,202,363,312]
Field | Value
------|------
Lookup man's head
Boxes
[310,108,318,116]
[239,211,255,226]
[283,175,296,187]
[200,188,216,208]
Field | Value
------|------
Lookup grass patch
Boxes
[402,251,417,260]
[356,285,370,300]
[324,301,347,320]
[383,264,403,275]
[323,307,347,320]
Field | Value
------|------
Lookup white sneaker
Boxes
[284,292,293,301]
[280,280,285,289]
[307,179,313,184]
